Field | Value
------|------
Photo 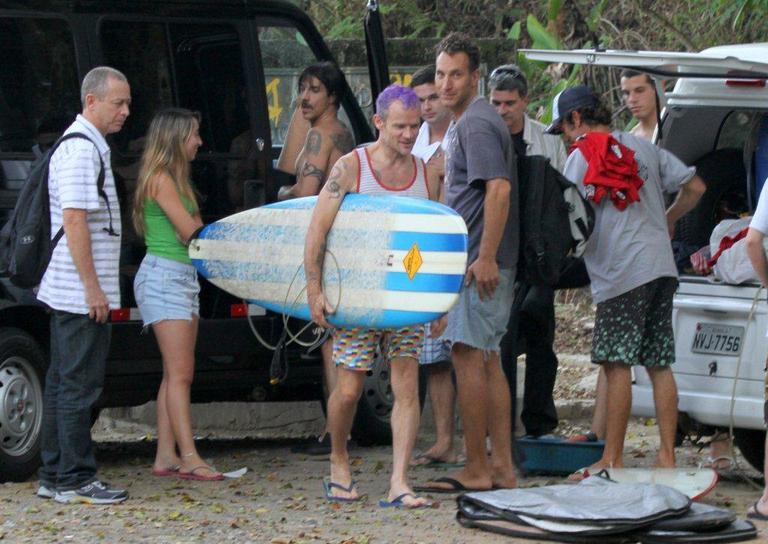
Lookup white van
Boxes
[522,44,768,471]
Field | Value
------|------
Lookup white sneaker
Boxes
[36,484,55,499]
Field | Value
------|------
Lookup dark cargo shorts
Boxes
[591,276,678,367]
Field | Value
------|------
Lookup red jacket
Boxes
[572,132,644,211]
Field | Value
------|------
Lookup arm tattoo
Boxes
[306,130,322,155]
[327,181,342,199]
[331,131,354,153]
[300,160,326,183]
[324,161,347,200]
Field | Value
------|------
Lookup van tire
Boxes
[674,148,746,250]
[733,428,766,474]
[350,354,427,447]
[0,328,47,483]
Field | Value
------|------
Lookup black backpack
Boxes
[0,132,105,288]
[517,155,594,286]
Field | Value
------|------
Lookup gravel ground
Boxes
[2,294,765,543]
[1,359,766,543]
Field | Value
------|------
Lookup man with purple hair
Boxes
[304,84,443,508]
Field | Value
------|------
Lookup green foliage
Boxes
[586,0,609,33]
[526,14,560,50]
[507,21,522,40]
[547,0,563,21]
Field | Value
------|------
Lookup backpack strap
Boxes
[49,132,113,241]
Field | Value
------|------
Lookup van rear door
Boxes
[521,48,768,79]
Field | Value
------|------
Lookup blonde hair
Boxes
[132,108,200,237]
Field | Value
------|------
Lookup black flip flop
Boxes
[414,476,490,494]
[746,500,768,521]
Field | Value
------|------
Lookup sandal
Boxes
[179,465,224,481]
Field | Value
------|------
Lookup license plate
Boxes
[691,323,744,356]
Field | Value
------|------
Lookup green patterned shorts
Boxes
[592,277,678,367]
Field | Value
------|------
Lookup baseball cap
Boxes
[545,85,600,134]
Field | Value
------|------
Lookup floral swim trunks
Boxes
[591,276,678,367]
[333,326,424,371]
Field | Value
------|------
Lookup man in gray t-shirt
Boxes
[417,33,518,494]
[548,85,705,475]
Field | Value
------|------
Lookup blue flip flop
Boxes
[378,492,434,509]
[322,479,361,503]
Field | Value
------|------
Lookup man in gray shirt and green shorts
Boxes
[548,85,705,476]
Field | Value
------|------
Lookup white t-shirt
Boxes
[749,179,768,234]
[37,115,122,314]
[563,131,695,303]
[412,122,442,162]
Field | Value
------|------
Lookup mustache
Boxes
[301,102,312,109]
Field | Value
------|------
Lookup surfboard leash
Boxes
[722,286,764,491]
[245,248,342,385]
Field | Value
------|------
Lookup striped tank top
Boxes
[354,146,429,199]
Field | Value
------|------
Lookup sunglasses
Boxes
[489,66,523,81]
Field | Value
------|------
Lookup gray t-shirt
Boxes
[444,96,518,270]
[563,131,695,303]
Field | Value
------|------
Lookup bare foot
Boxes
[152,456,181,473]
[492,471,517,489]
[654,451,676,468]
[410,447,458,466]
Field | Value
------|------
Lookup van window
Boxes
[0,16,79,194]
[256,23,318,148]
[100,20,248,156]
[717,111,753,151]
[256,22,355,148]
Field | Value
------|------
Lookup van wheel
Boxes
[733,428,766,474]
[0,328,47,482]
[673,148,747,250]
[350,353,427,447]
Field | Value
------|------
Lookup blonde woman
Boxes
[133,108,222,481]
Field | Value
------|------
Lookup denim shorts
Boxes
[443,267,515,354]
[134,254,200,327]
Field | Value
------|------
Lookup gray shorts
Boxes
[442,268,515,353]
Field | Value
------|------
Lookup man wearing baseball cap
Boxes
[552,85,706,477]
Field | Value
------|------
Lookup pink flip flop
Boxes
[151,465,181,477]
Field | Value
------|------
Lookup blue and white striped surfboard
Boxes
[189,194,468,328]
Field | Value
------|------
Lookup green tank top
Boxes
[143,195,196,264]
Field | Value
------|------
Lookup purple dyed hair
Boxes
[375,84,420,119]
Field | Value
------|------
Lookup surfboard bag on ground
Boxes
[456,476,756,543]
[517,155,594,286]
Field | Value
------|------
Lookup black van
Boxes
[0,0,393,482]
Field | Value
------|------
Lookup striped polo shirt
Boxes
[37,115,122,314]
